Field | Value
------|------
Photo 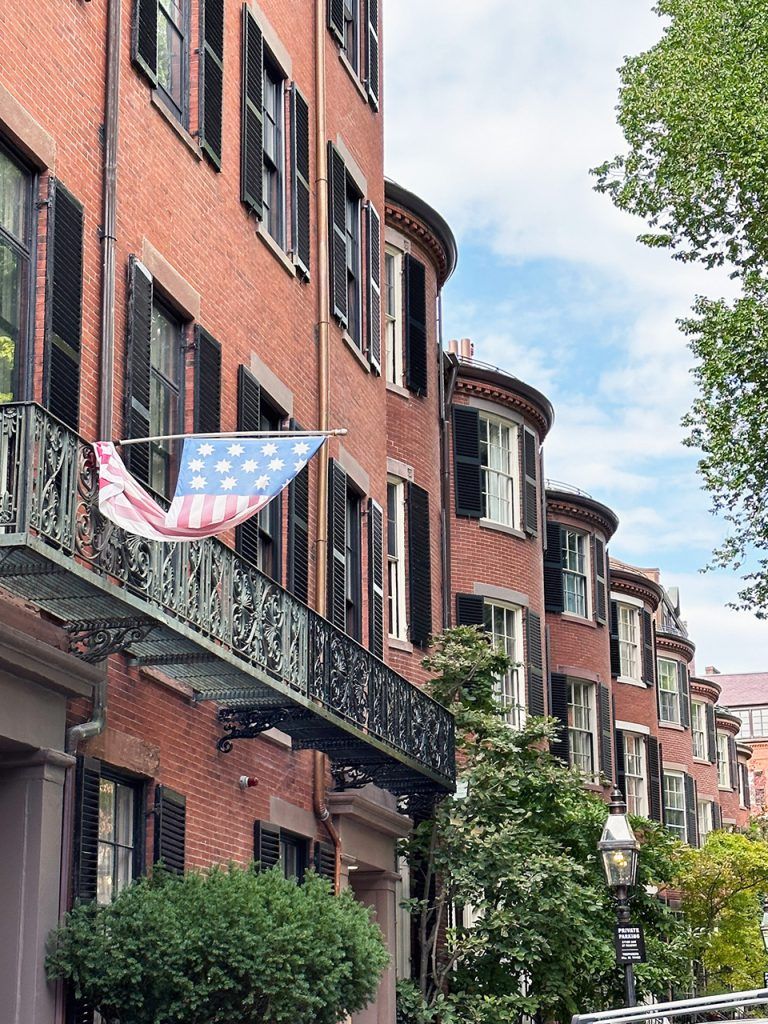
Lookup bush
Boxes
[47,864,389,1024]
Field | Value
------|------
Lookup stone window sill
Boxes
[342,330,370,371]
[479,518,526,540]
[150,91,202,161]
[257,223,297,278]
[386,381,410,399]
[660,720,684,731]
[388,636,413,654]
[338,50,369,104]
[561,611,596,629]
[617,675,646,688]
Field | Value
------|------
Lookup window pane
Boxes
[97,843,115,905]
[116,845,133,895]
[99,779,115,841]
[157,0,185,112]
[115,784,135,847]
[0,243,21,401]
[0,150,27,242]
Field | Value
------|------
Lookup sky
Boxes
[383,0,768,674]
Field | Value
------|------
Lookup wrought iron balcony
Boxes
[0,404,455,797]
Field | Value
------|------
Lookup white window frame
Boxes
[479,413,519,529]
[568,681,597,781]
[697,799,713,843]
[657,658,681,724]
[384,245,403,386]
[663,771,687,842]
[483,601,524,729]
[617,602,641,682]
[623,733,648,816]
[386,477,407,641]
[739,765,748,810]
[751,707,768,738]
[562,529,590,619]
[717,731,730,789]
[691,701,707,759]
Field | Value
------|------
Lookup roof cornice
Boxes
[384,179,458,287]
[609,566,664,610]
[546,490,619,541]
[453,366,554,438]
[656,631,696,663]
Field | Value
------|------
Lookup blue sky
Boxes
[384,0,768,672]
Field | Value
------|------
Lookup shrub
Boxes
[47,864,389,1024]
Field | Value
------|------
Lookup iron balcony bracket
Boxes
[65,617,157,663]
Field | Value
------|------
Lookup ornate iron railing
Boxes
[0,403,455,791]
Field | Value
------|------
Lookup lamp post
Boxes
[599,788,641,1007]
[760,896,768,954]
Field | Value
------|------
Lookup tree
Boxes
[47,864,388,1024]
[593,0,768,613]
[675,829,768,992]
[398,628,692,1024]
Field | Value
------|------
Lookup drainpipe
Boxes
[313,0,341,894]
[98,0,121,440]
[438,293,458,629]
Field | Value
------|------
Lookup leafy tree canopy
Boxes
[593,0,768,612]
[47,864,388,1024]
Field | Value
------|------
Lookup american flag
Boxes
[93,434,327,541]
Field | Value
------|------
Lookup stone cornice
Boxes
[609,568,663,611]
[546,493,619,541]
[455,375,552,438]
[690,677,721,703]
[656,631,696,663]
[715,708,742,734]
[737,741,753,760]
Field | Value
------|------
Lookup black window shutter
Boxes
[593,537,607,625]
[73,755,101,903]
[521,427,539,536]
[641,610,655,687]
[712,802,722,830]
[368,497,384,658]
[741,764,751,808]
[678,661,691,729]
[455,593,485,628]
[200,0,224,169]
[193,327,222,434]
[241,6,264,217]
[685,773,698,847]
[314,839,336,880]
[327,459,347,630]
[254,820,281,871]
[404,254,427,396]
[290,85,311,279]
[287,421,310,603]
[728,736,738,791]
[544,522,565,613]
[327,0,344,44]
[365,0,379,109]
[549,673,569,763]
[452,405,483,518]
[599,683,613,781]
[647,737,662,822]
[407,482,433,648]
[124,257,153,483]
[706,703,717,763]
[327,142,348,327]
[609,601,622,677]
[153,786,186,874]
[525,609,545,716]
[615,729,626,801]
[45,180,83,431]
[235,365,261,565]
[367,201,382,374]
[132,0,158,82]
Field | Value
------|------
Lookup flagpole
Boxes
[114,428,347,447]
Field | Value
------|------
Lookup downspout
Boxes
[313,0,341,895]
[438,295,458,629]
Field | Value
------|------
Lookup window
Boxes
[562,530,588,617]
[97,774,141,905]
[739,765,749,809]
[0,144,32,403]
[484,602,524,728]
[733,709,751,737]
[384,246,403,385]
[717,731,730,789]
[658,658,680,724]
[751,708,768,738]
[343,0,359,71]
[479,413,518,527]
[149,299,182,497]
[262,56,285,246]
[157,0,188,122]
[255,398,283,580]
[280,832,308,882]
[617,604,640,680]
[345,486,362,639]
[663,772,687,841]
[387,479,407,640]
[568,681,596,778]
[623,734,648,816]
[697,800,713,843]
[345,181,362,347]
[692,701,707,759]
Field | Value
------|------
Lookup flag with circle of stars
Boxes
[94,433,327,541]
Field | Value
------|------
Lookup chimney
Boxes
[459,337,474,359]
[705,665,720,675]
[447,339,459,355]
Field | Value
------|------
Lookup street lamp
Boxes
[599,788,641,1007]
[760,896,768,954]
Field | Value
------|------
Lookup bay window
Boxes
[657,658,680,724]
[617,603,640,679]
[663,771,687,842]
[484,601,524,728]
[568,681,596,778]
[717,731,730,789]
[562,529,588,617]
[692,701,707,759]
[623,733,648,816]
